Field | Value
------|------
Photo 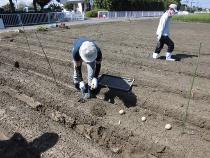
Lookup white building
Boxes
[59,0,86,13]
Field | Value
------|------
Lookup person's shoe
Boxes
[83,86,91,99]
[166,52,175,61]
[152,52,159,59]
[74,83,80,90]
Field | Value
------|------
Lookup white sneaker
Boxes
[166,52,175,61]
[152,52,159,59]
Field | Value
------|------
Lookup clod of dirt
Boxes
[132,108,139,112]
[165,124,172,130]
[97,94,104,100]
[110,146,122,154]
[156,145,166,153]
[75,125,93,140]
[18,29,24,33]
[118,120,121,125]
[14,61,20,68]
[78,97,86,103]
[0,109,6,118]
[9,106,17,111]
[90,104,106,117]
[141,116,146,122]
[36,26,48,32]
[15,93,42,111]
[119,109,125,115]
[203,134,210,142]
[51,111,65,123]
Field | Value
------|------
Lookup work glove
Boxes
[91,77,98,90]
[79,81,86,91]
[157,34,161,41]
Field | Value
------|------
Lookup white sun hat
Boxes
[79,41,97,63]
[169,4,178,13]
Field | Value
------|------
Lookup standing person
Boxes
[71,37,102,99]
[153,4,178,61]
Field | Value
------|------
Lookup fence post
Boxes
[17,14,22,26]
[0,18,5,29]
[48,12,50,24]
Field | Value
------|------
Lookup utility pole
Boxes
[89,0,94,10]
[15,0,18,10]
[190,0,195,12]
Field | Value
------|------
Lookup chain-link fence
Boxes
[98,11,163,19]
[0,12,84,27]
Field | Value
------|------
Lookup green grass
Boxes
[173,13,210,23]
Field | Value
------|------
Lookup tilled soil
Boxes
[0,19,210,158]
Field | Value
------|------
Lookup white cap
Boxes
[79,41,97,63]
[169,4,178,13]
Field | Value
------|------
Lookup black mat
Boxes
[98,74,134,92]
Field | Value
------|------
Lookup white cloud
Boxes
[0,0,33,7]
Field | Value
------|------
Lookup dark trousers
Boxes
[155,36,174,54]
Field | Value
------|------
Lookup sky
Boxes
[0,0,210,8]
[0,0,32,7]
[181,0,210,9]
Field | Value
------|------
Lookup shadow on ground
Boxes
[159,53,198,61]
[100,88,137,108]
[0,132,59,158]
[95,74,136,108]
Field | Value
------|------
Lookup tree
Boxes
[0,7,4,13]
[2,3,11,12]
[38,0,50,10]
[8,0,15,12]
[32,0,52,12]
[163,0,181,10]
[17,3,27,11]
[64,2,74,11]
[92,0,181,11]
[47,3,63,12]
[33,0,37,11]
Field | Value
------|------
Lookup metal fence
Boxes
[98,11,163,18]
[0,12,84,27]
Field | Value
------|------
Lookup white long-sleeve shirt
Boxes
[156,11,172,37]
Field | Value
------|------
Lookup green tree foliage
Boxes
[2,3,11,12]
[93,0,181,11]
[163,0,181,10]
[8,0,15,12]
[64,2,74,11]
[33,0,37,11]
[47,3,63,12]
[94,0,112,10]
[36,0,51,10]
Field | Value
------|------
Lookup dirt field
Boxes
[0,19,210,158]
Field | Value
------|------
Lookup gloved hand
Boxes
[91,77,98,90]
[157,34,161,41]
[79,81,85,91]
